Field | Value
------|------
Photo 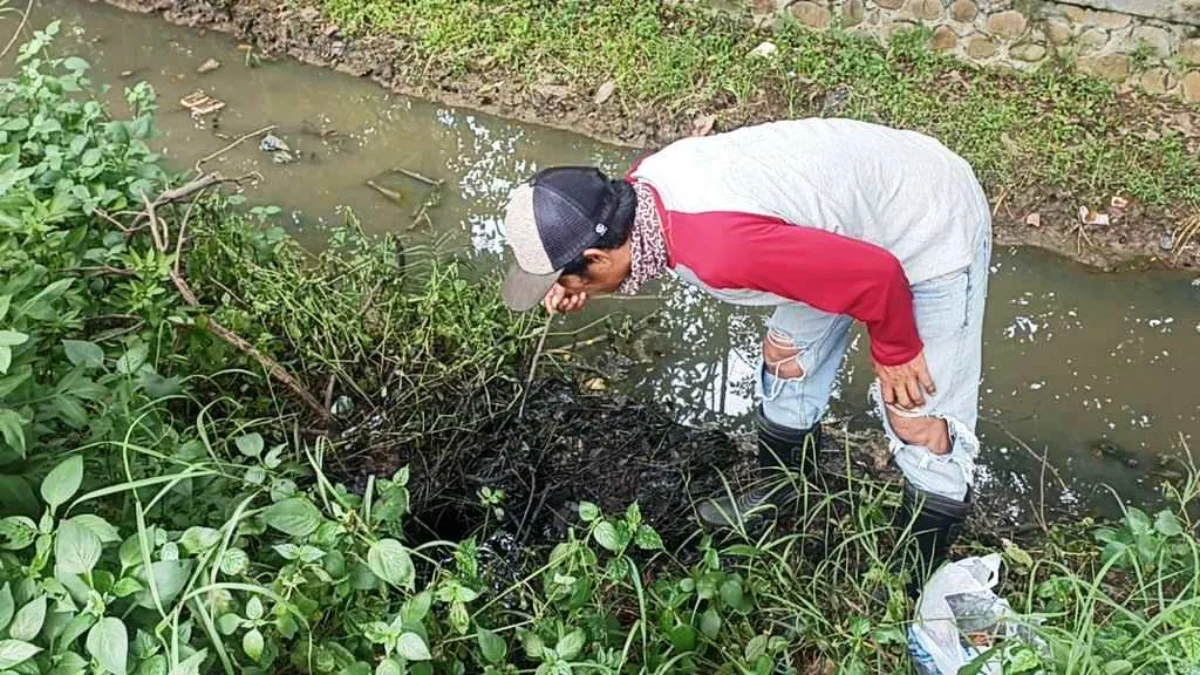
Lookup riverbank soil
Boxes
[108,0,1200,271]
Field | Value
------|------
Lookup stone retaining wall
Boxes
[734,0,1200,101]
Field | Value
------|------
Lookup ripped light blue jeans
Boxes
[761,233,991,502]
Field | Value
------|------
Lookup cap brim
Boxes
[502,261,563,312]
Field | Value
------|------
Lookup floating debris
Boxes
[197,58,221,74]
[1024,212,1040,228]
[180,91,225,116]
[259,134,291,153]
[692,114,716,137]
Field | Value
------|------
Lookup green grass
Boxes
[315,0,1200,211]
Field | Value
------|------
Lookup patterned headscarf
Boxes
[618,182,669,295]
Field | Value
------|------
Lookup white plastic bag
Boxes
[907,554,1015,675]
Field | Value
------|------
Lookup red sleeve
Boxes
[671,212,923,366]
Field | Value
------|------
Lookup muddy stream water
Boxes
[21,0,1200,520]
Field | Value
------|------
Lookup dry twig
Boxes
[194,125,277,174]
[0,0,33,61]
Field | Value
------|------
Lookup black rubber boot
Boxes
[898,482,971,595]
[697,408,821,527]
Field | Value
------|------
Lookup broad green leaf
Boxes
[242,628,264,662]
[63,56,90,72]
[41,455,84,510]
[0,331,28,347]
[1125,507,1151,536]
[557,629,585,661]
[235,433,263,458]
[635,524,663,550]
[8,595,45,641]
[133,560,193,609]
[263,498,321,537]
[56,519,102,575]
[744,634,768,662]
[217,613,241,635]
[401,591,432,624]
[178,527,220,554]
[592,522,620,552]
[62,340,104,369]
[19,278,73,318]
[699,608,721,638]
[245,596,263,621]
[70,514,120,543]
[1155,511,1183,537]
[50,651,88,675]
[86,617,128,675]
[521,632,544,660]
[578,502,599,522]
[111,578,142,598]
[0,346,9,376]
[0,410,25,457]
[220,549,249,576]
[396,632,431,661]
[367,539,414,589]
[0,367,33,400]
[0,476,38,518]
[0,584,12,633]
[477,628,506,665]
[669,625,697,653]
[81,148,102,167]
[1104,661,1134,675]
[376,658,403,675]
[114,342,148,376]
[0,639,40,669]
[56,613,95,651]
[720,578,744,609]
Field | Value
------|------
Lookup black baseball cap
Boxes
[501,167,623,311]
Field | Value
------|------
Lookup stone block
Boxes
[1140,67,1176,94]
[1129,25,1173,58]
[1078,27,1111,55]
[1043,17,1072,45]
[987,10,1028,39]
[791,1,834,28]
[1183,71,1200,102]
[931,24,958,50]
[1062,5,1087,24]
[1088,9,1131,30]
[965,35,997,58]
[1011,42,1047,61]
[1079,54,1131,81]
[1181,39,1200,64]
[950,0,976,22]
[875,0,904,9]
[842,0,866,26]
[904,0,943,21]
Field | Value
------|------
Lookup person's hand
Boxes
[543,284,588,315]
[873,351,936,411]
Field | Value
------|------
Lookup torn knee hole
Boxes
[887,412,950,454]
[763,329,803,379]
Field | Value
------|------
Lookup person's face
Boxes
[558,241,632,295]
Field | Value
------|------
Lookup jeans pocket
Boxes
[912,271,970,341]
